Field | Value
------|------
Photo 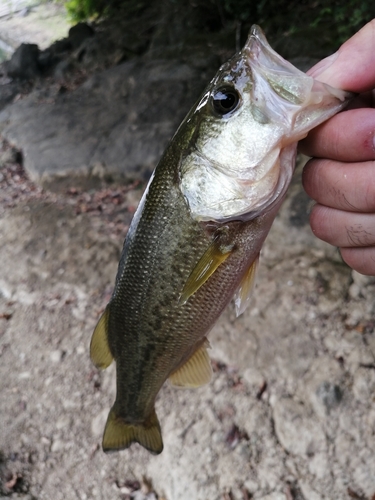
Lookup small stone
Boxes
[243,479,258,494]
[242,367,264,387]
[316,381,342,411]
[51,438,64,452]
[56,416,71,430]
[308,268,317,279]
[349,283,361,299]
[352,368,375,401]
[76,344,85,355]
[50,350,63,363]
[352,270,375,287]
[41,436,50,446]
[345,308,363,326]
[0,279,12,299]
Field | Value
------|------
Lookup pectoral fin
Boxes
[180,240,233,304]
[234,254,259,317]
[90,306,113,369]
[169,339,212,388]
[102,407,163,454]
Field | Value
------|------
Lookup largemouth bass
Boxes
[90,25,351,454]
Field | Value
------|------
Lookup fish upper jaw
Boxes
[244,25,353,140]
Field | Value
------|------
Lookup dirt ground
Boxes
[0,6,375,500]
[0,150,375,500]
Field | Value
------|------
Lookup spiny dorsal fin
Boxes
[169,339,212,388]
[90,306,113,369]
[102,407,163,455]
[234,254,259,317]
[179,240,233,304]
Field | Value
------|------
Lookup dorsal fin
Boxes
[90,306,114,369]
[169,339,212,388]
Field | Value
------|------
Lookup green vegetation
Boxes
[62,0,375,56]
[256,0,375,49]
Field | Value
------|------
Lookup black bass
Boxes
[90,26,351,454]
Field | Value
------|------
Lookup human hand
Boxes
[299,19,375,275]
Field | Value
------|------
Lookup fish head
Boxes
[179,25,352,222]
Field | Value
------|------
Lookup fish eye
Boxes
[211,86,240,116]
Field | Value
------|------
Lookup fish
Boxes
[90,25,352,455]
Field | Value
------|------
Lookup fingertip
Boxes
[308,203,330,241]
[302,159,327,201]
[301,158,314,196]
[340,247,375,276]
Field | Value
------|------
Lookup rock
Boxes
[68,22,94,50]
[5,43,40,80]
[0,78,23,112]
[74,36,127,73]
[38,39,73,72]
[53,58,76,81]
[0,145,19,166]
[0,57,217,188]
[273,397,326,457]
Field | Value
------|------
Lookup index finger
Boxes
[307,19,375,92]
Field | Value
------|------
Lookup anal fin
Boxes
[169,339,212,388]
[180,240,233,304]
[102,407,163,455]
[234,254,259,317]
[90,306,113,369]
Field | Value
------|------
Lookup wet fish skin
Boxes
[90,26,352,454]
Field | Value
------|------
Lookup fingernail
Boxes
[307,52,339,79]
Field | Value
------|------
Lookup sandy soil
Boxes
[0,149,374,500]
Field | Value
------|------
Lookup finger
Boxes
[307,19,375,92]
[299,108,375,160]
[309,205,375,247]
[340,247,375,276]
[303,159,375,212]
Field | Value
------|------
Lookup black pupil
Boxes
[212,87,239,115]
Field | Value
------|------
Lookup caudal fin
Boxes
[102,407,163,454]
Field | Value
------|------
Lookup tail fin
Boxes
[102,407,163,455]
